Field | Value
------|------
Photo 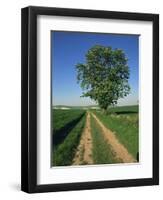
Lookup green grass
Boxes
[90,115,121,164]
[52,109,85,133]
[52,109,85,147]
[53,114,86,166]
[107,105,138,114]
[93,107,139,160]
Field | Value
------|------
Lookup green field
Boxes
[52,109,85,147]
[107,105,138,114]
[52,109,86,166]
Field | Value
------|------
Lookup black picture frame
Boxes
[21,6,159,193]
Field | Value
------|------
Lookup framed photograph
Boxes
[21,6,159,193]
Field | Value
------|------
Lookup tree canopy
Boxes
[76,45,130,111]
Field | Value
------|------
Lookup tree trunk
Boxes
[101,107,108,114]
[100,104,108,114]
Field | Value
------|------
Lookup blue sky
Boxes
[52,31,139,106]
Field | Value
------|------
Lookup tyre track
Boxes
[72,112,93,165]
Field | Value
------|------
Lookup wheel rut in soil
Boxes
[72,112,93,165]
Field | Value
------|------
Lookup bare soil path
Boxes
[72,112,93,165]
[91,112,136,163]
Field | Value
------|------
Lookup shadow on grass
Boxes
[52,113,85,148]
[114,111,138,115]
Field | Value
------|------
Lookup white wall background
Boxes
[0,0,161,199]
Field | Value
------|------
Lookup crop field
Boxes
[107,105,138,114]
[52,105,139,166]
[52,109,86,166]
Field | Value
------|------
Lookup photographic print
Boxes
[51,31,139,167]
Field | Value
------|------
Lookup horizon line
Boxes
[52,104,139,107]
